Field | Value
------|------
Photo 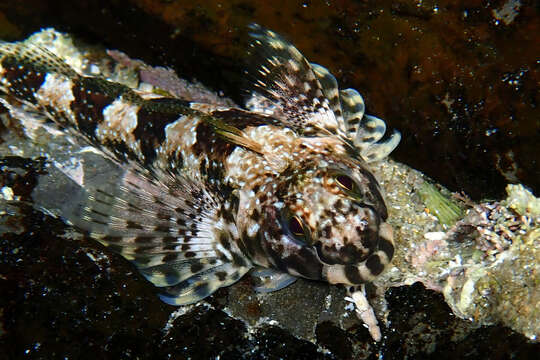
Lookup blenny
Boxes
[0,25,400,339]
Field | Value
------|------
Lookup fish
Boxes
[0,25,400,319]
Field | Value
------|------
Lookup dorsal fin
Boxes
[339,88,366,137]
[309,63,344,125]
[339,89,400,162]
[0,41,79,78]
[359,129,401,162]
[245,24,344,137]
[244,24,400,161]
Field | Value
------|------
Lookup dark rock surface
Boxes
[0,1,539,359]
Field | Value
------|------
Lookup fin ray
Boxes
[339,88,366,136]
[310,63,344,125]
[354,114,387,148]
[245,24,342,136]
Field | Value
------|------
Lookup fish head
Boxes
[258,159,395,285]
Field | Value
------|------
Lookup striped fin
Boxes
[159,262,250,305]
[309,63,344,125]
[70,165,253,303]
[340,88,401,162]
[75,163,252,303]
[245,24,400,160]
[27,142,252,305]
[359,129,401,162]
[354,114,387,148]
[246,23,344,137]
[139,258,227,287]
[339,88,366,137]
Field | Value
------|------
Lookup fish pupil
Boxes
[336,175,354,191]
[289,216,305,236]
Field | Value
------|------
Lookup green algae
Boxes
[418,182,464,227]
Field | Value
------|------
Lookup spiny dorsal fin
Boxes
[354,114,387,148]
[310,63,344,126]
[244,24,400,161]
[245,23,344,137]
[339,89,401,162]
[339,88,366,137]
[359,129,401,162]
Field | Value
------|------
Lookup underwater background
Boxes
[0,1,538,359]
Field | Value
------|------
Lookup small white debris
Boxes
[86,252,98,262]
[1,186,14,201]
[162,306,194,335]
[424,231,446,241]
[324,294,332,310]
[89,64,100,75]
[85,251,108,264]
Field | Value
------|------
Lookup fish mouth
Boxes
[320,222,394,285]
[314,242,371,266]
[310,242,374,285]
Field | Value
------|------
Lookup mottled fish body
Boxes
[0,25,400,309]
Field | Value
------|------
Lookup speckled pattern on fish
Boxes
[0,24,400,308]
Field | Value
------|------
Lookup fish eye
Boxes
[335,174,355,192]
[282,213,311,244]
